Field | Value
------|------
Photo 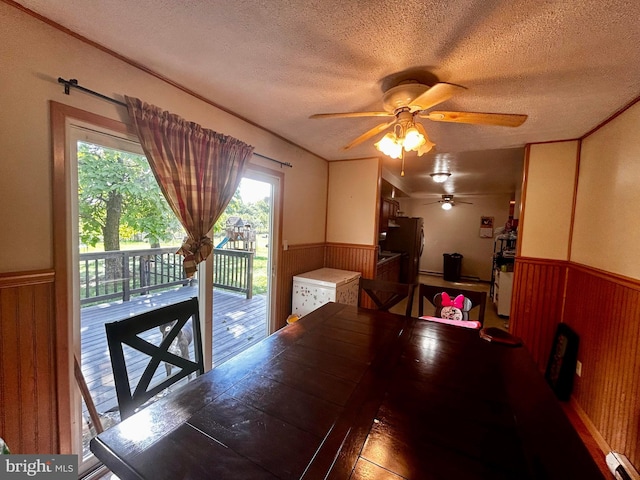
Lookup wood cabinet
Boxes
[376,254,401,282]
[379,198,399,234]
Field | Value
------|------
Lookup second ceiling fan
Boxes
[310,80,528,164]
[424,195,473,210]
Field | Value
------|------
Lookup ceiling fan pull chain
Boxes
[401,150,405,177]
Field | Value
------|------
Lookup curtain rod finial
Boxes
[58,77,78,95]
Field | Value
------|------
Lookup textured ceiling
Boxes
[14,0,640,198]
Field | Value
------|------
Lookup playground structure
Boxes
[216,217,256,252]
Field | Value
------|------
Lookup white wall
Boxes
[517,104,640,281]
[326,158,380,245]
[572,102,640,278]
[0,3,328,273]
[400,194,512,281]
[519,141,578,260]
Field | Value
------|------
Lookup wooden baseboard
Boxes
[562,397,611,477]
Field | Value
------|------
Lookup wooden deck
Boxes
[80,286,268,417]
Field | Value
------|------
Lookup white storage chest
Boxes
[292,268,361,317]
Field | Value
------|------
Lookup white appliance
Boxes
[493,270,513,317]
[292,268,361,317]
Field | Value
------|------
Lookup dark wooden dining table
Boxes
[90,302,605,479]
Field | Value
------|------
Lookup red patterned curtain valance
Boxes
[125,96,254,278]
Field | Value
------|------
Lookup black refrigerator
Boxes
[385,216,424,284]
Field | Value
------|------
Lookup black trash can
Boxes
[443,253,463,282]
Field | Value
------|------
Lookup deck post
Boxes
[122,251,131,302]
[246,253,253,299]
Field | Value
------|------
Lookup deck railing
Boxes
[212,248,254,299]
[79,247,254,305]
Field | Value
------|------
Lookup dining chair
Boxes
[417,283,487,325]
[105,297,204,419]
[358,277,416,317]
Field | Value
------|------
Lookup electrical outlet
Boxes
[576,360,582,377]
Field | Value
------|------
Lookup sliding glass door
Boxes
[60,112,283,476]
[210,168,281,365]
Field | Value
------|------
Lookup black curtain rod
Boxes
[252,152,292,168]
[58,77,293,169]
[59,77,127,107]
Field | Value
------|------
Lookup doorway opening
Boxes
[53,104,284,476]
[69,126,281,474]
[70,125,193,473]
[211,172,278,365]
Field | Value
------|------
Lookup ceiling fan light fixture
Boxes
[414,123,434,156]
[417,134,435,156]
[375,133,402,159]
[375,120,435,164]
[402,126,424,151]
[441,201,453,210]
[430,172,451,183]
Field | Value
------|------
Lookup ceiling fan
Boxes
[310,81,527,172]
[424,195,473,210]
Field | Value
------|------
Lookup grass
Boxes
[253,255,268,295]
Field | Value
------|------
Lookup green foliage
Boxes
[77,142,183,249]
[213,190,242,235]
[214,190,270,234]
[77,142,274,295]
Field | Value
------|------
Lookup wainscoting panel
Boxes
[325,243,376,310]
[276,244,325,329]
[511,258,640,469]
[324,243,376,279]
[563,264,640,468]
[0,270,57,454]
[510,258,568,371]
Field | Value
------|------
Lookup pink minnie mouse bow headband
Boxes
[441,292,465,309]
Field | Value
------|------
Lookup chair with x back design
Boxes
[105,297,204,419]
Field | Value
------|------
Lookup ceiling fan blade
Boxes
[310,111,393,119]
[423,111,527,127]
[409,83,466,111]
[343,120,396,150]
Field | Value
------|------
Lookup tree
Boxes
[77,142,182,280]
[213,191,270,236]
[213,190,243,236]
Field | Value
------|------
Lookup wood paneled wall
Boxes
[511,258,640,468]
[325,243,376,279]
[325,243,376,310]
[510,257,568,371]
[275,244,325,329]
[563,264,640,467]
[0,270,58,454]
